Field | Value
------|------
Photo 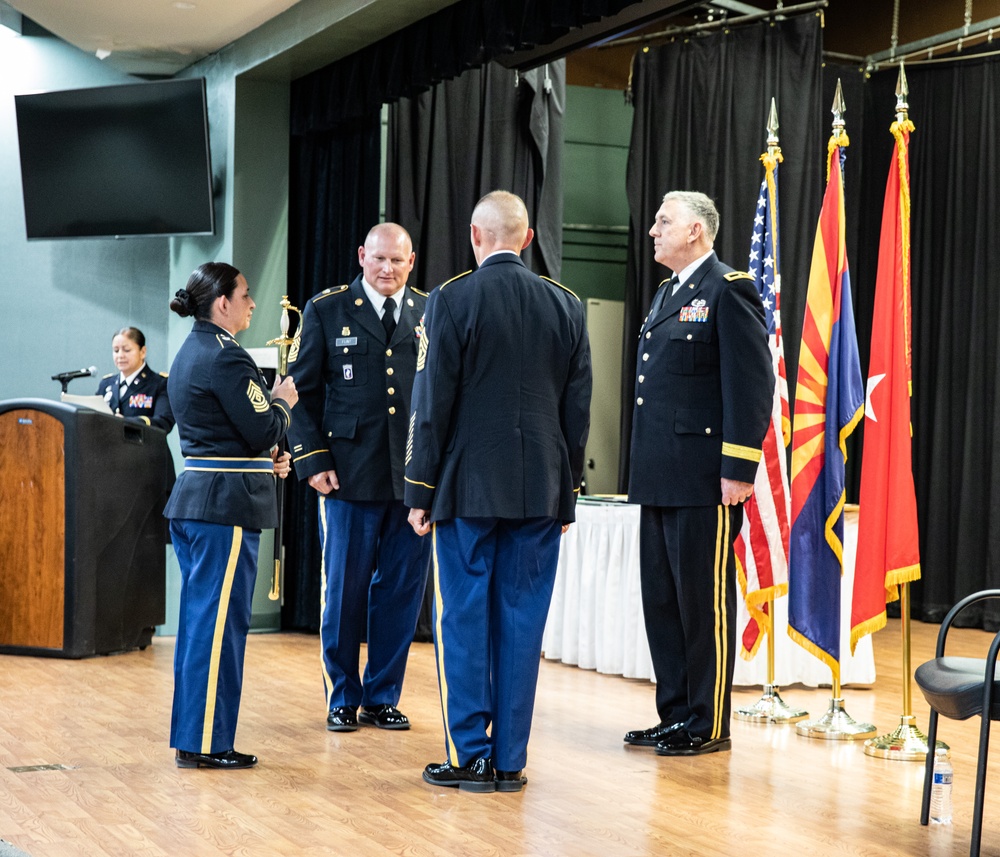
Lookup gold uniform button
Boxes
[387,367,394,376]
[686,334,693,341]
[645,331,651,339]
[386,348,392,356]
[343,347,349,354]
[705,428,712,435]
[642,353,649,361]
[637,397,644,406]
[387,387,395,395]
[638,375,644,383]
[388,406,396,415]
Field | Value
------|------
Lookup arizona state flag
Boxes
[787,142,865,679]
[851,119,920,652]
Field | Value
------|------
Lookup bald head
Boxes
[358,221,415,297]
[470,191,534,264]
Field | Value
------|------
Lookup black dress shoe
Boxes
[358,704,410,730]
[422,758,495,793]
[624,721,685,747]
[175,749,258,769]
[495,769,528,793]
[655,730,731,756]
[326,706,359,732]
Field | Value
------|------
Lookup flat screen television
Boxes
[14,78,215,240]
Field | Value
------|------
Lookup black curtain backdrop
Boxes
[386,60,565,289]
[291,0,640,130]
[851,47,1000,630]
[620,11,824,490]
[283,112,382,631]
[385,59,565,639]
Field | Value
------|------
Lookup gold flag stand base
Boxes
[863,714,947,761]
[795,697,877,740]
[734,684,809,724]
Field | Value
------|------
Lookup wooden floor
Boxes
[0,618,995,856]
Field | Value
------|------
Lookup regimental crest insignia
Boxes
[416,323,428,371]
[246,380,269,413]
[342,326,350,336]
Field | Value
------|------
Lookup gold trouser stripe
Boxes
[432,524,459,766]
[201,526,243,753]
[712,507,731,741]
[318,496,335,708]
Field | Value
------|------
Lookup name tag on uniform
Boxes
[343,364,354,380]
[335,337,358,347]
[129,393,154,408]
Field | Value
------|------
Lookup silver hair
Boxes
[662,191,719,242]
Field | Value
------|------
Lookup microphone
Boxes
[51,366,98,382]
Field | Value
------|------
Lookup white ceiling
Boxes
[3,0,304,75]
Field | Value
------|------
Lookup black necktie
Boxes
[382,297,397,340]
[668,274,681,295]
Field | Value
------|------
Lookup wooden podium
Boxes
[0,399,171,657]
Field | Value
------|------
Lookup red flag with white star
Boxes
[851,119,921,653]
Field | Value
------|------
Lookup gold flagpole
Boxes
[734,97,807,726]
[863,64,943,761]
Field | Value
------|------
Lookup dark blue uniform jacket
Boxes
[403,253,592,523]
[627,252,773,507]
[287,275,427,501]
[97,366,174,433]
[163,320,291,530]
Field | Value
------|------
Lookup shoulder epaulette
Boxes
[658,278,671,289]
[312,284,350,303]
[540,275,580,301]
[724,271,755,282]
[409,286,429,297]
[101,372,115,380]
[159,371,168,378]
[215,333,236,348]
[439,270,473,290]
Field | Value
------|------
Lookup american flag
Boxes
[734,154,791,660]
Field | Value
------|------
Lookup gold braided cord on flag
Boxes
[825,133,850,180]
[891,118,915,376]
[736,556,788,662]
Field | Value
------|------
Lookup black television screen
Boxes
[14,78,214,240]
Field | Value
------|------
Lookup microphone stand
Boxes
[266,296,301,602]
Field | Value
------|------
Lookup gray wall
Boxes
[0,31,169,398]
[561,85,631,304]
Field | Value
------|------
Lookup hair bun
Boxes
[170,287,197,317]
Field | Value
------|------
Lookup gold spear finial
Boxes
[895,61,909,123]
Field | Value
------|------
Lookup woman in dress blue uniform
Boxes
[164,262,297,770]
[95,327,175,432]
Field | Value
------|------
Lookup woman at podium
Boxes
[164,262,297,771]
[95,327,174,433]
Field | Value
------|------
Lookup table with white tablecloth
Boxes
[541,499,875,687]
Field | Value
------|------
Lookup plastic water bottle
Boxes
[930,748,953,825]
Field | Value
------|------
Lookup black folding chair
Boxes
[914,589,1000,857]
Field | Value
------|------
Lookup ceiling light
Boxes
[96,48,111,60]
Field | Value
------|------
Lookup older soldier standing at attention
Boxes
[288,223,431,734]
[624,191,772,757]
[406,190,592,793]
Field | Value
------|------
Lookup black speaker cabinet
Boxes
[0,399,171,657]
